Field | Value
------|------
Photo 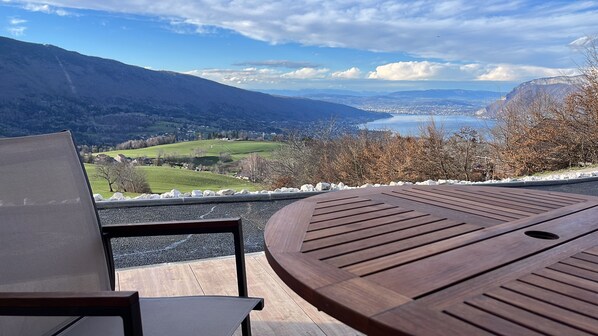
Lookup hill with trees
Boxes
[0,36,385,144]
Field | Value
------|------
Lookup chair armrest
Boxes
[101,218,243,238]
[102,218,250,298]
[0,291,142,336]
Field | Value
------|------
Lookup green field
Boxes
[85,164,262,198]
[98,139,282,160]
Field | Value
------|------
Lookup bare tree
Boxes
[240,153,269,182]
[95,162,118,192]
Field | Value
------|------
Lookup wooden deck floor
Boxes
[116,252,363,336]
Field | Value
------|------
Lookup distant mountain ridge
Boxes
[477,75,583,118]
[264,89,505,115]
[0,36,383,144]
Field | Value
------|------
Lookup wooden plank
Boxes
[301,215,446,251]
[309,203,397,224]
[549,263,598,282]
[312,200,380,216]
[305,219,465,260]
[117,263,204,297]
[428,187,547,213]
[328,224,480,270]
[444,302,545,336]
[386,189,519,221]
[574,252,598,264]
[486,287,598,334]
[534,268,598,294]
[502,280,598,318]
[315,278,411,332]
[303,209,420,241]
[307,207,412,232]
[498,189,582,206]
[253,254,364,336]
[560,257,598,273]
[518,274,598,304]
[264,201,315,253]
[408,187,535,217]
[370,304,493,336]
[465,295,592,336]
[464,188,562,210]
[366,208,598,298]
[265,251,355,304]
[585,246,598,256]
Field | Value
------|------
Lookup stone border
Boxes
[95,174,598,209]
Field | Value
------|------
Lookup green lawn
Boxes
[98,139,282,160]
[85,164,262,198]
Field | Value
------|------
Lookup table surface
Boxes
[264,185,598,335]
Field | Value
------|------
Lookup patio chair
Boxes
[0,131,263,336]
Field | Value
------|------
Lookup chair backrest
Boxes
[0,132,112,336]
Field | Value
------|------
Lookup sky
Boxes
[1,0,596,93]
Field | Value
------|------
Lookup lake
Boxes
[360,114,496,136]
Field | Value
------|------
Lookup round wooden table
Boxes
[264,185,598,335]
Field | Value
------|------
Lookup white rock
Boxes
[183,192,192,197]
[260,190,269,194]
[218,189,235,196]
[360,183,373,188]
[93,194,104,201]
[191,190,203,197]
[316,182,331,191]
[161,189,182,198]
[300,184,315,192]
[236,189,250,195]
[337,182,347,190]
[203,190,216,197]
[109,192,126,201]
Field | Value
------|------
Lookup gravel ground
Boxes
[100,181,598,269]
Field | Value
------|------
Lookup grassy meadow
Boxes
[84,164,262,198]
[98,139,282,160]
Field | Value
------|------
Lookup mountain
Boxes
[0,36,385,144]
[477,76,584,118]
[263,89,505,115]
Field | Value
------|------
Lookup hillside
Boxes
[477,75,584,118]
[0,36,384,144]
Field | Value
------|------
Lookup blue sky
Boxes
[1,1,596,92]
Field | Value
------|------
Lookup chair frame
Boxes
[0,131,263,336]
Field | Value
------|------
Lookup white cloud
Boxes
[23,2,71,16]
[368,60,579,82]
[368,61,449,80]
[11,0,598,67]
[7,26,26,36]
[9,18,26,25]
[332,67,361,79]
[477,65,579,81]
[281,67,329,79]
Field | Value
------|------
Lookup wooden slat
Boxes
[464,188,562,210]
[370,304,494,336]
[560,257,598,273]
[427,187,547,214]
[465,295,592,336]
[301,215,444,251]
[330,224,480,271]
[386,189,520,221]
[264,200,315,253]
[585,246,598,256]
[519,274,598,304]
[304,219,465,260]
[315,278,411,332]
[312,200,380,216]
[498,189,582,206]
[549,263,598,282]
[444,302,545,336]
[502,281,598,318]
[534,268,598,293]
[307,207,411,231]
[574,252,598,264]
[486,287,598,334]
[303,209,420,241]
[310,203,397,224]
[407,187,535,217]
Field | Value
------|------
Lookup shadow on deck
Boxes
[116,252,363,336]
